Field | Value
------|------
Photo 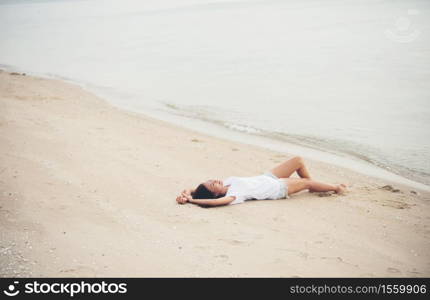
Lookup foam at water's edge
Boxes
[159,101,430,188]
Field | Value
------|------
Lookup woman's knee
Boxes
[291,156,304,166]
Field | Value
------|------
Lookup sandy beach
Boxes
[1,70,429,277]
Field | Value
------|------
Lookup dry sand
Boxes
[1,70,429,277]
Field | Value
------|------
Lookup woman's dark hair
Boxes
[191,183,223,199]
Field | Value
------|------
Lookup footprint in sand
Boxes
[381,200,412,210]
[278,248,309,259]
[387,267,401,274]
[320,256,344,263]
[214,254,229,261]
[60,265,96,276]
[408,270,422,276]
[60,268,76,273]
[218,238,249,246]
[320,256,359,268]
[379,185,402,193]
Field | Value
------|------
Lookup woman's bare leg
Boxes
[270,156,311,179]
[282,178,346,195]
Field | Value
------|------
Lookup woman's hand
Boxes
[176,194,186,204]
[176,191,192,204]
[176,195,187,204]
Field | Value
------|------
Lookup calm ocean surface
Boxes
[1,0,429,187]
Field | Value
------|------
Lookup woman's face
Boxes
[203,179,224,196]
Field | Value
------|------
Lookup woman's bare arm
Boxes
[189,196,235,207]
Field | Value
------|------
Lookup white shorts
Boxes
[263,171,289,199]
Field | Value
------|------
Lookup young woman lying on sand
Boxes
[176,156,347,207]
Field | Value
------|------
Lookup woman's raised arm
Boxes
[189,196,235,207]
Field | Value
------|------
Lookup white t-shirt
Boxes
[224,175,284,205]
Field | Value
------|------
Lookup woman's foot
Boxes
[336,184,347,195]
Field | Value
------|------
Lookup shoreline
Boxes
[1,64,429,192]
[132,106,430,192]
[1,70,429,277]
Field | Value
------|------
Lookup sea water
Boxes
[1,0,429,188]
